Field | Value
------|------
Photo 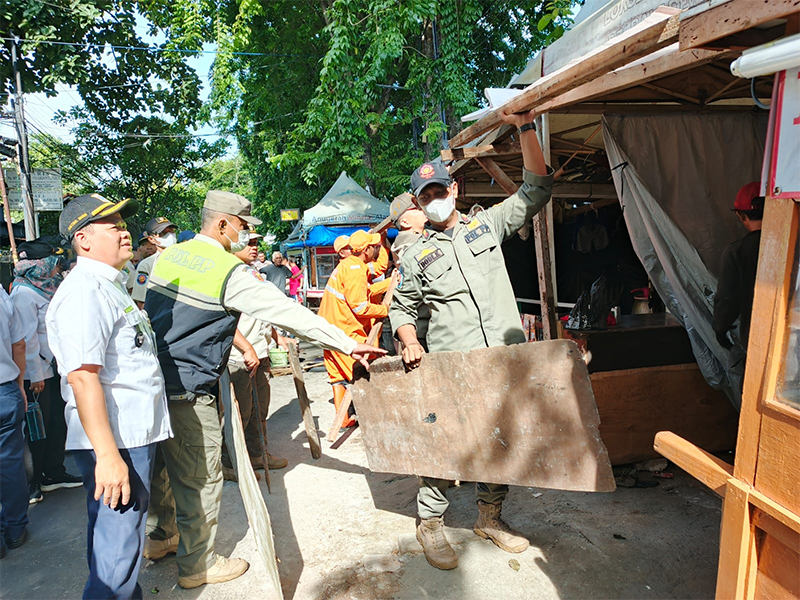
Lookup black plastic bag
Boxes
[566,276,619,331]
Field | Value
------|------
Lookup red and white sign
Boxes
[768,67,800,198]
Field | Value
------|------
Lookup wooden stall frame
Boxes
[655,197,800,600]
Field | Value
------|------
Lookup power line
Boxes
[3,37,323,58]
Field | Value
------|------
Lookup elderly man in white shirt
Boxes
[46,193,171,600]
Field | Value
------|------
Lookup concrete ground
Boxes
[0,345,725,600]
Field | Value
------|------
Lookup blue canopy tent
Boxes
[280,172,396,302]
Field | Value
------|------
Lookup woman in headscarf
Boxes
[10,239,82,504]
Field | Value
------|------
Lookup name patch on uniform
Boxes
[464,223,491,244]
[415,247,445,271]
[137,273,148,285]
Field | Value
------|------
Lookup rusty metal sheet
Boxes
[351,340,616,492]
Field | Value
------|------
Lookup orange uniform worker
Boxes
[319,230,387,426]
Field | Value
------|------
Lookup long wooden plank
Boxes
[679,0,800,51]
[220,371,283,599]
[441,141,521,162]
[351,340,616,491]
[536,46,729,114]
[716,478,753,600]
[474,157,518,196]
[449,7,681,148]
[287,344,322,459]
[653,431,733,497]
[734,198,797,485]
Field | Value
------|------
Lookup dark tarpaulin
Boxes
[603,112,768,409]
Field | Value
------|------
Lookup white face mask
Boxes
[224,220,250,253]
[154,232,176,248]
[420,191,456,224]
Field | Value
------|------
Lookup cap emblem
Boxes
[419,164,435,179]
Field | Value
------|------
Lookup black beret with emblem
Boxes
[17,238,65,260]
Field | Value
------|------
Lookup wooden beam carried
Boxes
[537,47,731,114]
[462,181,617,199]
[287,344,322,459]
[474,157,519,196]
[441,141,521,162]
[679,0,800,51]
[449,6,681,149]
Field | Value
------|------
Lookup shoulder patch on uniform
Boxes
[136,273,148,285]
[248,268,266,282]
[415,246,444,270]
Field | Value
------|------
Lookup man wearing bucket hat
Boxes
[389,109,554,570]
[45,194,171,598]
[143,190,385,589]
[713,181,764,353]
[131,216,177,308]
[389,192,428,264]
[319,229,388,427]
[221,225,290,480]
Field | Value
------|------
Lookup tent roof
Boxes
[302,171,389,228]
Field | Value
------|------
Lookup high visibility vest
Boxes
[144,238,242,396]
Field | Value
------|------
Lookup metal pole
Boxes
[11,39,36,241]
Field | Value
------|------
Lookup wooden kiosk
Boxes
[445,2,800,595]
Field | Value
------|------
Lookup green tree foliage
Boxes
[27,110,227,236]
[153,0,575,238]
[2,0,205,129]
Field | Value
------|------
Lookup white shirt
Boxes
[0,288,26,384]
[120,260,137,291]
[46,256,172,450]
[10,285,55,382]
[131,252,158,303]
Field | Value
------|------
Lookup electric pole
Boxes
[10,38,36,241]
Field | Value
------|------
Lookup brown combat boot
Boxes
[250,453,288,470]
[473,500,529,553]
[177,555,249,589]
[143,534,179,560]
[222,465,260,482]
[416,517,458,570]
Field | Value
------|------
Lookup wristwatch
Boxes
[518,121,537,134]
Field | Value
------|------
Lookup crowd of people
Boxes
[4,106,767,595]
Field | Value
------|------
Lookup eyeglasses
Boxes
[247,240,258,247]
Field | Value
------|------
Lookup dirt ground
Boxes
[0,344,726,600]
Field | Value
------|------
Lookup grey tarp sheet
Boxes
[602,113,768,409]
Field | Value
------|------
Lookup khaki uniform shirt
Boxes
[131,252,158,303]
[229,314,273,365]
[389,168,553,353]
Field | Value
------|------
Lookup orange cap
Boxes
[333,235,351,253]
[349,230,381,252]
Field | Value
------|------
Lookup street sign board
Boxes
[4,168,64,211]
[280,208,299,221]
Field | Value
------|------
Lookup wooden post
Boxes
[287,344,322,459]
[534,113,559,339]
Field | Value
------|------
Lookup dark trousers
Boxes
[73,444,156,600]
[0,380,29,542]
[24,376,68,485]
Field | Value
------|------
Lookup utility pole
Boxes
[10,38,36,241]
